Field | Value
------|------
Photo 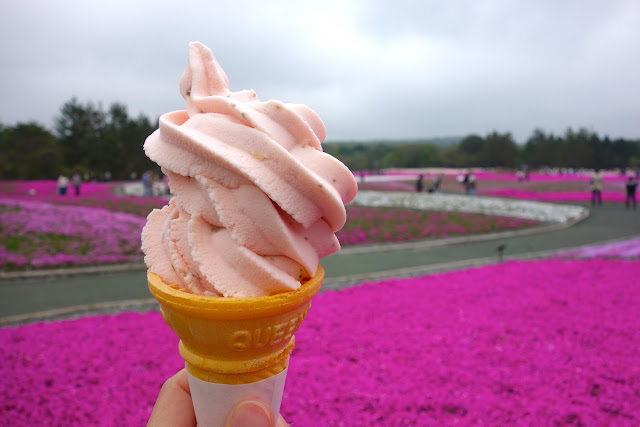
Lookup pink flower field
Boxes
[559,237,640,259]
[339,206,538,246]
[481,189,627,203]
[0,181,167,217]
[0,198,146,269]
[2,259,638,426]
[0,181,540,271]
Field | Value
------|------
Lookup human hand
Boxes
[148,368,289,427]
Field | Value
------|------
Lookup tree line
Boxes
[1,98,639,180]
[0,98,158,180]
[324,129,640,172]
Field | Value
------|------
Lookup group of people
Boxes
[590,170,638,209]
[413,169,638,208]
[57,173,83,196]
[415,172,475,195]
[415,173,444,193]
[57,170,171,198]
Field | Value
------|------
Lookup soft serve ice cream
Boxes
[142,42,357,298]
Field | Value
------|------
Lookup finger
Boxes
[226,400,276,427]
[276,413,290,427]
[148,369,196,427]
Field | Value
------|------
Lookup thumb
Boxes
[226,400,289,427]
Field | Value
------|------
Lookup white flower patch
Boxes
[351,191,587,224]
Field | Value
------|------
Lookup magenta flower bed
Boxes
[339,206,538,246]
[369,171,630,183]
[0,182,542,271]
[358,180,417,192]
[480,189,627,203]
[0,198,146,269]
[1,180,123,202]
[356,171,631,202]
[472,171,628,183]
[2,259,639,425]
[559,237,640,259]
[0,181,167,217]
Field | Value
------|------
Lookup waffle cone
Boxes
[148,266,323,385]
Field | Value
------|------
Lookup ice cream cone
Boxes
[147,265,323,424]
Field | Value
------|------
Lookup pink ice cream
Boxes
[141,42,357,297]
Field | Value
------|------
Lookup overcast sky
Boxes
[1,0,639,143]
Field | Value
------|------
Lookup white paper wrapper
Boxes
[187,367,288,427]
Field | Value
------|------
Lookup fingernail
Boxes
[228,400,274,427]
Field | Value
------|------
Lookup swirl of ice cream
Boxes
[141,42,357,297]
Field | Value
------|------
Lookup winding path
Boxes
[1,193,639,325]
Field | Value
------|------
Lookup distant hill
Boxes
[324,137,463,147]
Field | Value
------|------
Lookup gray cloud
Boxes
[1,0,638,143]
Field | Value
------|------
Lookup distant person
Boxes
[432,173,442,192]
[142,171,154,197]
[625,176,637,210]
[590,170,603,206]
[71,172,82,196]
[416,174,424,193]
[517,170,525,182]
[463,170,476,195]
[57,175,69,195]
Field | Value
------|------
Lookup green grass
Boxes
[3,235,22,252]
[0,205,21,214]
[2,233,88,255]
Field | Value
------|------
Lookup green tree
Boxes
[100,103,128,175]
[458,134,484,166]
[323,142,396,172]
[384,144,422,168]
[54,98,158,179]
[478,132,518,168]
[0,122,62,179]
[417,143,442,166]
[523,129,564,168]
[610,138,638,170]
[102,104,157,179]
[364,143,392,170]
[55,97,106,172]
[125,114,158,179]
[564,128,597,169]
[441,144,465,167]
